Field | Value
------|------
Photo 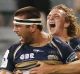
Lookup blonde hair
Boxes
[51,4,80,37]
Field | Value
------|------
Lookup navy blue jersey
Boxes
[0,38,77,72]
[67,37,80,51]
[52,36,77,63]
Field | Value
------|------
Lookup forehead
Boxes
[48,9,66,16]
[15,15,26,19]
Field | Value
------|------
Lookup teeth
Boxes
[49,24,55,25]
[49,23,55,25]
[49,22,54,24]
[49,22,55,24]
[49,23,55,27]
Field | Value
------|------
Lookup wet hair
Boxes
[51,4,80,37]
[14,6,43,31]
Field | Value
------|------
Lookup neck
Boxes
[20,31,50,46]
[55,29,70,42]
[30,31,50,47]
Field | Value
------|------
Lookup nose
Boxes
[13,25,18,32]
[47,16,54,25]
[49,16,54,20]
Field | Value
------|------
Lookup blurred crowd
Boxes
[0,0,80,27]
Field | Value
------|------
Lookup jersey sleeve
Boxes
[52,36,78,64]
[0,43,19,72]
[69,38,80,51]
[0,49,15,72]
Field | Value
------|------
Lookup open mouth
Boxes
[49,23,55,28]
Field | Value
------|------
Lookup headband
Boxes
[13,17,42,25]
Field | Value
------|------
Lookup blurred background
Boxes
[0,0,80,64]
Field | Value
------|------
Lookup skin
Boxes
[47,8,80,57]
[30,8,80,74]
[30,60,80,74]
[0,14,50,74]
[1,7,80,74]
[13,15,35,44]
[13,15,49,45]
[47,8,70,42]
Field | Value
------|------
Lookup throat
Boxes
[58,35,71,42]
[30,33,50,47]
[30,39,50,47]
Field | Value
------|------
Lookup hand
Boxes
[30,61,54,74]
[14,70,23,74]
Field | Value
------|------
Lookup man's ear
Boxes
[29,24,37,32]
[64,22,70,28]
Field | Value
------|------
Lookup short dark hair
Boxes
[14,6,43,31]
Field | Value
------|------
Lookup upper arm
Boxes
[0,47,15,72]
[52,36,78,63]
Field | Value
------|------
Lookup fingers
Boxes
[15,70,23,74]
[30,68,38,74]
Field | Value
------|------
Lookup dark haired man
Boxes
[0,6,77,74]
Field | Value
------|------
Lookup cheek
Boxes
[24,30,31,37]
[47,20,50,25]
[19,29,27,36]
[55,20,62,26]
[55,17,65,24]
[55,21,64,29]
[50,26,60,35]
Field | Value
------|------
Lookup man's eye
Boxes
[50,24,55,28]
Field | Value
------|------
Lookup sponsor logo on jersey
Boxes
[48,54,59,60]
[20,53,34,60]
[33,49,44,53]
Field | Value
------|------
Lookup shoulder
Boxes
[70,37,80,43]
[8,42,21,52]
[69,37,80,51]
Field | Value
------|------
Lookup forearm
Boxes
[0,69,12,74]
[50,61,80,74]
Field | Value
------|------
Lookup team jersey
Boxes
[52,36,78,63]
[0,37,77,72]
[67,37,80,51]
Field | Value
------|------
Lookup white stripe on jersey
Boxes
[0,50,9,68]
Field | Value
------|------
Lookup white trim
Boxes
[1,50,9,68]
[51,41,63,58]
[66,52,77,63]
[13,21,42,25]
[14,17,42,21]
[14,44,23,59]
